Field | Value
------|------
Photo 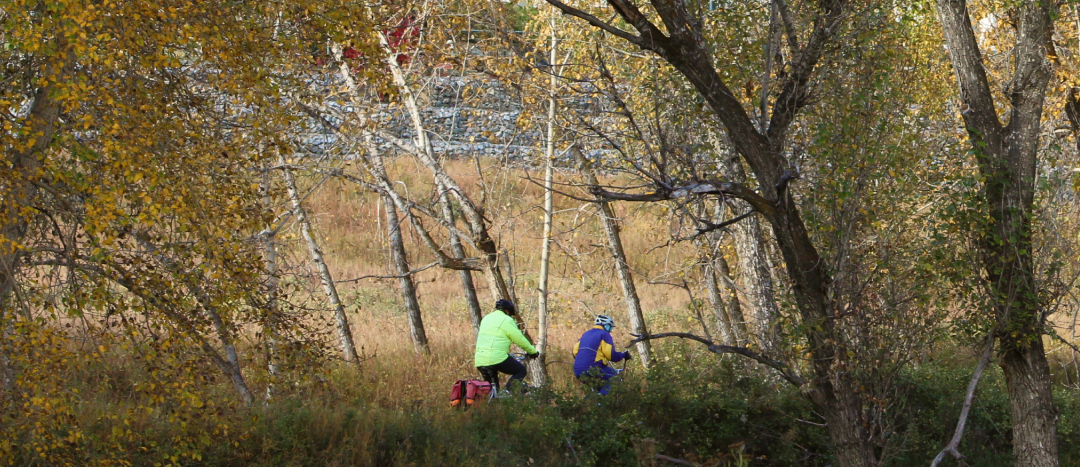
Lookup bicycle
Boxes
[477,352,535,399]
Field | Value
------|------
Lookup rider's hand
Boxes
[527,352,540,360]
[623,351,633,361]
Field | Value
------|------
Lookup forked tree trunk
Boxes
[380,35,542,373]
[544,0,881,462]
[280,159,360,366]
[381,191,429,354]
[936,1,1058,464]
[702,255,736,346]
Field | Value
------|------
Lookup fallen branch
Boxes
[655,454,698,466]
[930,332,995,467]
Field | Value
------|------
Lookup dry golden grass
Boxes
[290,156,700,387]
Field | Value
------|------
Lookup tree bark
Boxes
[545,1,879,463]
[380,32,538,349]
[381,191,429,354]
[713,251,750,344]
[573,149,652,367]
[936,0,1058,464]
[438,188,484,334]
[259,168,283,400]
[730,204,781,352]
[280,159,361,366]
[702,256,737,346]
[724,158,781,353]
[533,20,558,387]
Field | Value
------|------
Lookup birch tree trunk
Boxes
[259,169,282,400]
[379,33,539,354]
[280,159,360,366]
[206,305,255,404]
[700,202,749,346]
[702,254,736,346]
[131,231,257,404]
[381,190,429,354]
[713,251,749,344]
[572,149,652,367]
[726,160,781,354]
[532,19,558,387]
[438,187,484,334]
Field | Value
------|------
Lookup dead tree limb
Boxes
[930,333,995,467]
[629,332,804,386]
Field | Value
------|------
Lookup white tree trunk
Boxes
[533,20,558,387]
[259,169,282,400]
[206,305,255,404]
[379,32,536,335]
[381,191,429,354]
[379,32,543,382]
[703,254,736,346]
[726,159,780,353]
[573,150,652,367]
[280,158,360,365]
[438,187,484,334]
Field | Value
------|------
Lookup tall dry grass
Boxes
[293,157,702,388]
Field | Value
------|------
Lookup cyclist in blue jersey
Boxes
[572,315,631,395]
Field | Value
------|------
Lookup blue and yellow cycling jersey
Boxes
[572,325,627,376]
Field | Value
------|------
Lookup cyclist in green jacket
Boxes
[475,299,538,395]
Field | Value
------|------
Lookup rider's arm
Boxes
[500,316,537,355]
[600,333,622,363]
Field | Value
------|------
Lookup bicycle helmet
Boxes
[595,315,615,329]
[494,299,516,315]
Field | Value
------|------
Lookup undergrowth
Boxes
[9,335,1080,467]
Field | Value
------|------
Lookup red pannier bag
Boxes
[450,379,493,409]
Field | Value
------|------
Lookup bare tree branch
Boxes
[629,332,805,386]
[655,453,699,466]
[775,0,800,52]
[335,262,441,284]
[931,332,995,467]
[695,210,756,237]
[545,0,642,45]
[588,181,776,217]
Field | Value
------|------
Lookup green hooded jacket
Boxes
[474,310,537,367]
